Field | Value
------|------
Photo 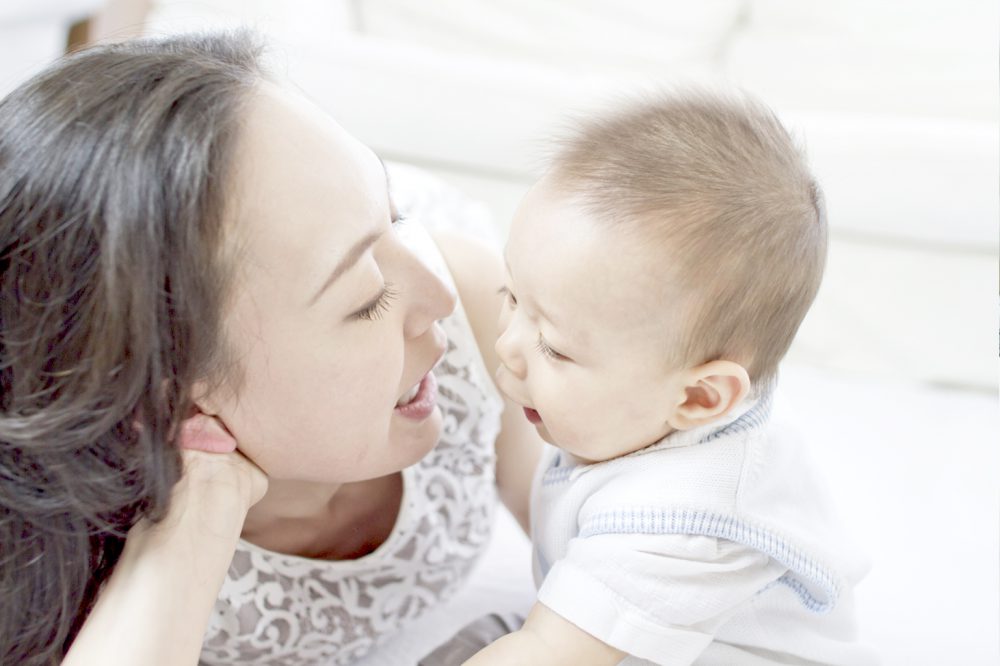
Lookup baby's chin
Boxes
[536,426,596,464]
[531,419,568,449]
[530,414,619,464]
[532,421,556,446]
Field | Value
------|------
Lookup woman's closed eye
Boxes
[351,207,405,323]
[354,283,398,321]
[535,335,569,362]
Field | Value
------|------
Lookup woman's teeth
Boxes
[396,381,421,407]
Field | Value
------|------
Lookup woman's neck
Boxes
[242,478,344,532]
[239,473,404,560]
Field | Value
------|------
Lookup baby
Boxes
[468,93,875,665]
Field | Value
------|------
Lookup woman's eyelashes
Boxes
[355,283,398,321]
[535,335,569,362]
[352,208,404,323]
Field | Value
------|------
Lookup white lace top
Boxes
[199,218,504,665]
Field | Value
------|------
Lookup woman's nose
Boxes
[494,323,526,379]
[403,258,457,340]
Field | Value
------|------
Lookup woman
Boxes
[0,32,540,665]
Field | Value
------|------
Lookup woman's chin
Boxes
[390,405,444,467]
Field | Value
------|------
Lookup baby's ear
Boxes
[668,360,751,430]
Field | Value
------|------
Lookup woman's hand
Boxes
[63,415,268,666]
[128,415,268,554]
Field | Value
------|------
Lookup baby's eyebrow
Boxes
[502,252,576,340]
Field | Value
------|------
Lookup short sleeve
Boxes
[536,533,786,665]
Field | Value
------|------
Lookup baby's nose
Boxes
[494,327,526,379]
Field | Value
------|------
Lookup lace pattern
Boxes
[199,222,503,665]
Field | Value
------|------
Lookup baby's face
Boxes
[494,177,692,463]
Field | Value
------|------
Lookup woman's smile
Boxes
[394,371,438,420]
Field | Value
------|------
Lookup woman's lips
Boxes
[394,371,438,421]
[523,407,542,424]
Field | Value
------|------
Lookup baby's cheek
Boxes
[557,392,614,456]
[543,406,585,453]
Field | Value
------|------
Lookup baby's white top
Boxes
[531,394,878,665]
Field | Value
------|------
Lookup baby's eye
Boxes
[536,335,569,362]
[497,285,517,307]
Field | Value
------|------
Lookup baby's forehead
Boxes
[559,227,690,337]
[510,172,694,304]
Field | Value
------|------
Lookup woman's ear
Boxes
[182,381,236,453]
[667,360,751,431]
[179,413,237,453]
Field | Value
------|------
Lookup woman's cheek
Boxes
[346,334,404,404]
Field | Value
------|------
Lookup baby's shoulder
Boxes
[577,417,813,515]
[576,440,748,521]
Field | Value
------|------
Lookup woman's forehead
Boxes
[227,84,387,299]
[235,83,384,222]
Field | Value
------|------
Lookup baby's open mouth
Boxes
[523,407,542,424]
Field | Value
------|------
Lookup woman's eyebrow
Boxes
[308,230,381,307]
[308,155,394,307]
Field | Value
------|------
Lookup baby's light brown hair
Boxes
[549,91,826,386]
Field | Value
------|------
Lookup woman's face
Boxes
[203,83,456,483]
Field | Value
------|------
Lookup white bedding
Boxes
[773,366,998,665]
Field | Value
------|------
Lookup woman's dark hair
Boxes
[0,32,263,663]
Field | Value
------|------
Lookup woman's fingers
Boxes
[175,412,268,509]
[179,447,269,511]
[129,448,267,552]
